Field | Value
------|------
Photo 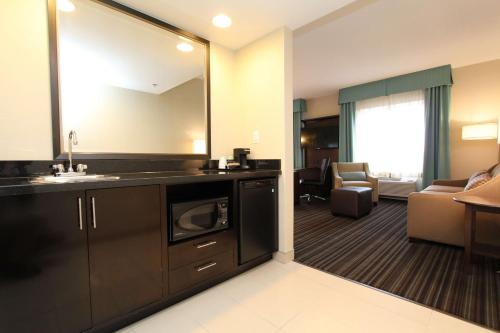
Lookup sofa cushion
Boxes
[422,185,464,193]
[343,180,372,188]
[339,171,367,181]
[464,171,492,191]
[469,170,488,179]
[419,190,457,195]
[488,163,500,177]
[337,163,365,173]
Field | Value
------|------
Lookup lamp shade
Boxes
[462,123,498,141]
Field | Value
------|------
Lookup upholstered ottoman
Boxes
[331,187,373,218]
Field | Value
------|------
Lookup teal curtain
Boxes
[339,65,453,104]
[422,86,451,187]
[339,102,355,162]
[293,99,306,169]
[337,65,453,183]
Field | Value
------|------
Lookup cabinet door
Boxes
[87,185,163,325]
[0,192,91,333]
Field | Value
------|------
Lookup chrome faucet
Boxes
[68,130,78,172]
[51,130,87,177]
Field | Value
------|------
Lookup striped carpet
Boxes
[294,199,500,330]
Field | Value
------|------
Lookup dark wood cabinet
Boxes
[168,230,235,270]
[169,250,234,294]
[0,192,92,333]
[0,176,275,333]
[86,185,163,325]
[168,230,236,294]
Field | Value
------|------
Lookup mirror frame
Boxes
[47,0,211,160]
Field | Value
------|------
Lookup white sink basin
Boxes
[32,174,120,184]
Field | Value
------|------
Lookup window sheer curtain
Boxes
[354,90,425,179]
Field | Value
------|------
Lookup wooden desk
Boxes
[453,196,500,272]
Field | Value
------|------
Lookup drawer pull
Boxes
[196,262,217,272]
[196,241,217,249]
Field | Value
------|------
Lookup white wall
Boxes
[0,0,53,160]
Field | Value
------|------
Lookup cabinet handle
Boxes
[91,197,97,229]
[196,262,217,272]
[78,197,83,231]
[195,241,217,249]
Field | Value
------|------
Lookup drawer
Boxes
[169,250,234,294]
[169,230,235,270]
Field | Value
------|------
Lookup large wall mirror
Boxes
[48,0,210,159]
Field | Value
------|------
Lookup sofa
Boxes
[407,164,500,247]
[332,162,379,203]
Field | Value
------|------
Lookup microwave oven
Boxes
[169,197,229,242]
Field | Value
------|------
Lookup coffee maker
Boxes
[233,148,251,169]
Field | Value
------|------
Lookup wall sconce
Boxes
[193,139,206,154]
[462,122,498,141]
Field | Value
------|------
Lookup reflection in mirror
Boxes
[56,0,208,156]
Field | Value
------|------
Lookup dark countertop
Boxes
[0,169,281,197]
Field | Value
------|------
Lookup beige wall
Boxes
[304,92,340,120]
[450,59,500,178]
[62,78,205,154]
[210,44,240,158]
[235,28,294,258]
[160,79,206,154]
[0,0,53,160]
[211,29,295,259]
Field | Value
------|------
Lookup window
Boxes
[354,90,425,179]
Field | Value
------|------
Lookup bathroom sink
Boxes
[31,174,120,184]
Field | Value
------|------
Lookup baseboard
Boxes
[273,249,295,263]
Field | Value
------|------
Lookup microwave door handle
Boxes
[217,202,223,219]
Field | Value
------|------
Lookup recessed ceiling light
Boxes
[57,0,76,12]
[176,42,193,52]
[212,14,232,28]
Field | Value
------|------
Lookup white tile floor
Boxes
[118,260,494,333]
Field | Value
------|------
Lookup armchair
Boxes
[332,162,379,203]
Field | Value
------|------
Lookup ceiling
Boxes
[60,0,205,95]
[115,0,355,50]
[294,0,500,98]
